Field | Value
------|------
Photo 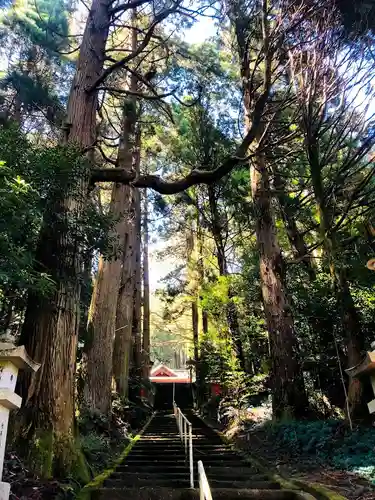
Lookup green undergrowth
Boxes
[260,420,375,482]
[78,397,153,478]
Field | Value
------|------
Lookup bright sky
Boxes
[148,15,216,291]
[181,13,217,43]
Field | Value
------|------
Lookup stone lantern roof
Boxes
[0,343,40,372]
[345,351,375,379]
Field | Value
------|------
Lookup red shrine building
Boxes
[149,364,194,409]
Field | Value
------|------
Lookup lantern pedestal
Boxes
[0,344,40,499]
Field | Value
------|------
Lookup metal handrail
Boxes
[173,402,194,489]
[198,461,212,500]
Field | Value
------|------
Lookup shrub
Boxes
[262,420,375,482]
[80,433,111,473]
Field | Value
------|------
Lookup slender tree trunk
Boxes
[197,213,207,337]
[307,137,365,419]
[132,194,142,376]
[208,186,245,370]
[251,144,308,418]
[83,90,138,415]
[113,218,136,398]
[192,301,199,366]
[112,125,138,398]
[131,127,142,377]
[15,0,111,478]
[186,216,201,376]
[142,189,150,380]
[229,2,308,415]
[112,124,140,397]
[196,216,207,387]
[273,171,316,280]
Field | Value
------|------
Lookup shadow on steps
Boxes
[92,487,309,500]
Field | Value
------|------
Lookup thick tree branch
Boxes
[87,3,181,92]
[96,85,178,100]
[109,0,150,15]
[91,89,269,194]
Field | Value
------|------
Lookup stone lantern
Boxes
[0,343,40,500]
[345,343,375,414]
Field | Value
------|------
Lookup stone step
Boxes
[133,442,183,447]
[112,470,271,484]
[96,412,300,500]
[123,457,244,466]
[143,434,180,437]
[129,449,239,457]
[206,480,281,490]
[134,444,231,451]
[104,477,190,488]
[96,487,303,500]
[110,471,192,480]
[104,476,280,490]
[115,465,190,474]
[116,464,263,477]
[114,463,189,474]
[140,437,182,441]
[203,466,264,476]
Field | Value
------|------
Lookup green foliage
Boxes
[1,70,64,124]
[80,432,112,473]
[78,407,111,436]
[4,0,72,55]
[262,420,375,482]
[77,405,131,476]
[0,126,55,298]
[0,126,117,334]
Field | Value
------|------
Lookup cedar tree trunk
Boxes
[84,79,138,414]
[16,0,111,478]
[251,146,308,418]
[142,189,151,380]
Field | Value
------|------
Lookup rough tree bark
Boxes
[132,177,142,377]
[231,0,308,417]
[251,140,308,418]
[113,213,136,398]
[83,184,133,414]
[142,189,151,380]
[186,218,200,370]
[83,73,138,415]
[15,0,112,478]
[112,12,141,399]
[130,125,142,379]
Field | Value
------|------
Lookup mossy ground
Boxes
[231,419,375,500]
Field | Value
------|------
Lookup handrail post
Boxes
[198,461,212,500]
[189,423,194,488]
[173,403,195,490]
[184,419,187,453]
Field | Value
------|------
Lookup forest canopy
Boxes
[0,0,375,490]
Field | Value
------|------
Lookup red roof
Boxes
[150,364,191,384]
[150,377,190,384]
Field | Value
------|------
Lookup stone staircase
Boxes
[94,411,310,500]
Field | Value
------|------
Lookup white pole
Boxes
[173,382,175,404]
[184,419,187,453]
[199,462,204,500]
[189,423,194,488]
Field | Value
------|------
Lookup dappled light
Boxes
[0,0,375,498]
